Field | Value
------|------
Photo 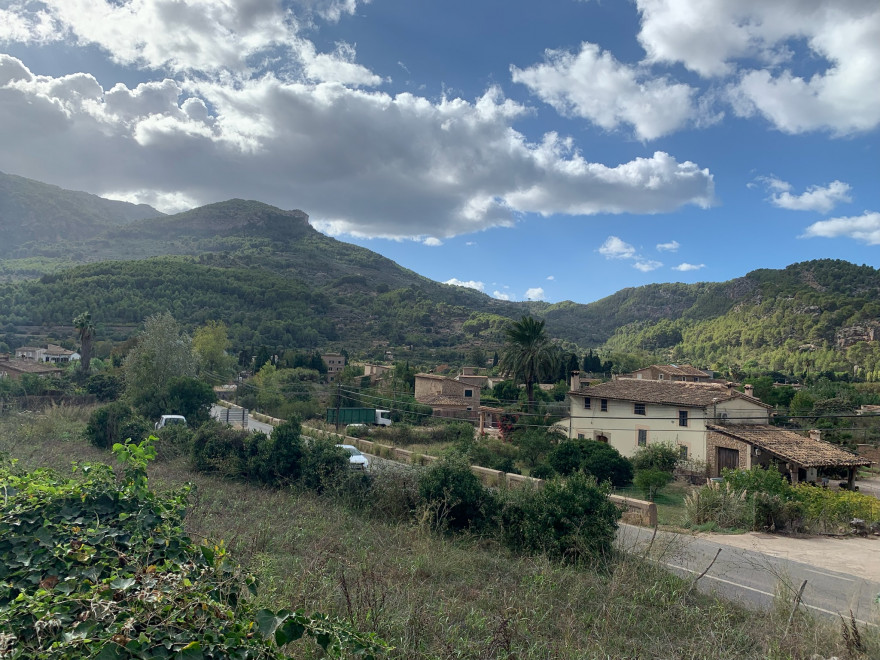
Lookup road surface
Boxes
[618,523,880,625]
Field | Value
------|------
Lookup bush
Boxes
[301,438,349,492]
[684,481,751,530]
[722,466,792,497]
[190,421,249,476]
[634,468,673,501]
[547,441,584,476]
[580,442,633,488]
[86,373,123,402]
[165,376,217,426]
[631,443,679,473]
[530,463,557,480]
[512,429,556,468]
[468,437,520,474]
[499,472,620,560]
[418,453,494,532]
[152,423,194,461]
[84,401,150,449]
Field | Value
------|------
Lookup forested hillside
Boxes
[0,171,162,258]
[2,172,880,377]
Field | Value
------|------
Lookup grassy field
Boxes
[616,480,693,528]
[2,405,879,659]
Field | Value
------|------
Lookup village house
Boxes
[0,354,64,379]
[415,373,480,420]
[15,344,80,364]
[321,353,346,380]
[456,366,489,389]
[562,375,870,484]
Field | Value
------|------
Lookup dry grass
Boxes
[2,406,878,659]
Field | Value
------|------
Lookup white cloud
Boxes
[525,287,546,301]
[672,263,706,272]
[762,178,852,213]
[512,42,701,140]
[465,241,476,246]
[493,290,511,301]
[444,278,485,291]
[423,237,443,246]
[635,0,880,134]
[656,240,679,252]
[0,53,715,239]
[633,260,663,272]
[598,236,637,259]
[801,211,880,244]
[546,275,555,280]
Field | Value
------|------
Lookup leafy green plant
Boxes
[634,468,673,501]
[499,472,620,560]
[83,401,150,449]
[418,453,495,532]
[0,443,387,659]
[631,443,679,473]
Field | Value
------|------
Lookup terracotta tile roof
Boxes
[655,364,709,377]
[709,424,873,468]
[0,359,63,375]
[420,394,472,407]
[416,373,452,381]
[573,379,771,408]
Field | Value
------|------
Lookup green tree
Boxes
[193,320,236,383]
[124,312,198,419]
[73,311,95,375]
[499,316,558,413]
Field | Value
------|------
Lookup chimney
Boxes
[570,370,581,391]
[809,429,822,442]
[744,384,754,398]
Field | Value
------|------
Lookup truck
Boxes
[325,407,392,427]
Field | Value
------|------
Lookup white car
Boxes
[155,414,187,430]
[336,444,370,470]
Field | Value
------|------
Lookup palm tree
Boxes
[73,312,94,374]
[498,316,558,413]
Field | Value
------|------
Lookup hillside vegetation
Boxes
[1,172,880,375]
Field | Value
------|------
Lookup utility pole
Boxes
[334,381,341,432]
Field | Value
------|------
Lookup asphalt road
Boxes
[618,523,880,625]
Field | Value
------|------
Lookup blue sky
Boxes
[0,1,878,304]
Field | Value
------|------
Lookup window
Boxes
[679,445,688,460]
[634,403,646,415]
[679,410,688,427]
[637,429,647,447]
[584,397,591,410]
[600,399,608,412]
[577,433,585,440]
[464,389,473,398]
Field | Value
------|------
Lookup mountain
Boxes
[0,171,163,258]
[0,172,878,376]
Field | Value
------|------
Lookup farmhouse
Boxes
[562,377,869,483]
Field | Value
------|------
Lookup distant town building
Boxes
[415,373,480,420]
[321,353,346,380]
[619,364,713,382]
[15,344,80,364]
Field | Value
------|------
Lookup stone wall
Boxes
[706,430,751,477]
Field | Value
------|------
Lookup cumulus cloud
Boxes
[598,236,637,259]
[525,287,546,301]
[634,260,662,272]
[801,211,880,244]
[423,237,443,246]
[0,53,715,239]
[759,178,852,213]
[656,240,679,252]
[444,278,485,291]
[672,263,706,272]
[546,275,555,280]
[512,42,700,140]
[493,290,511,301]
[634,0,880,134]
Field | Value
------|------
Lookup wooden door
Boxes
[717,447,740,474]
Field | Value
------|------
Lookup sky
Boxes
[0,0,878,305]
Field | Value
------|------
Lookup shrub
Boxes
[86,373,123,402]
[301,438,349,492]
[468,437,521,474]
[190,420,249,476]
[152,423,194,460]
[418,452,494,532]
[791,485,880,534]
[547,441,584,476]
[580,442,633,487]
[684,481,751,530]
[631,443,679,473]
[512,429,556,468]
[499,472,620,560]
[165,376,217,426]
[722,466,792,497]
[84,401,150,449]
[634,468,673,501]
[530,463,557,480]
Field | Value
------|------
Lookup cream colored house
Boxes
[562,378,871,483]
[563,379,771,465]
[415,373,480,420]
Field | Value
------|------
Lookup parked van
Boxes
[155,415,187,430]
